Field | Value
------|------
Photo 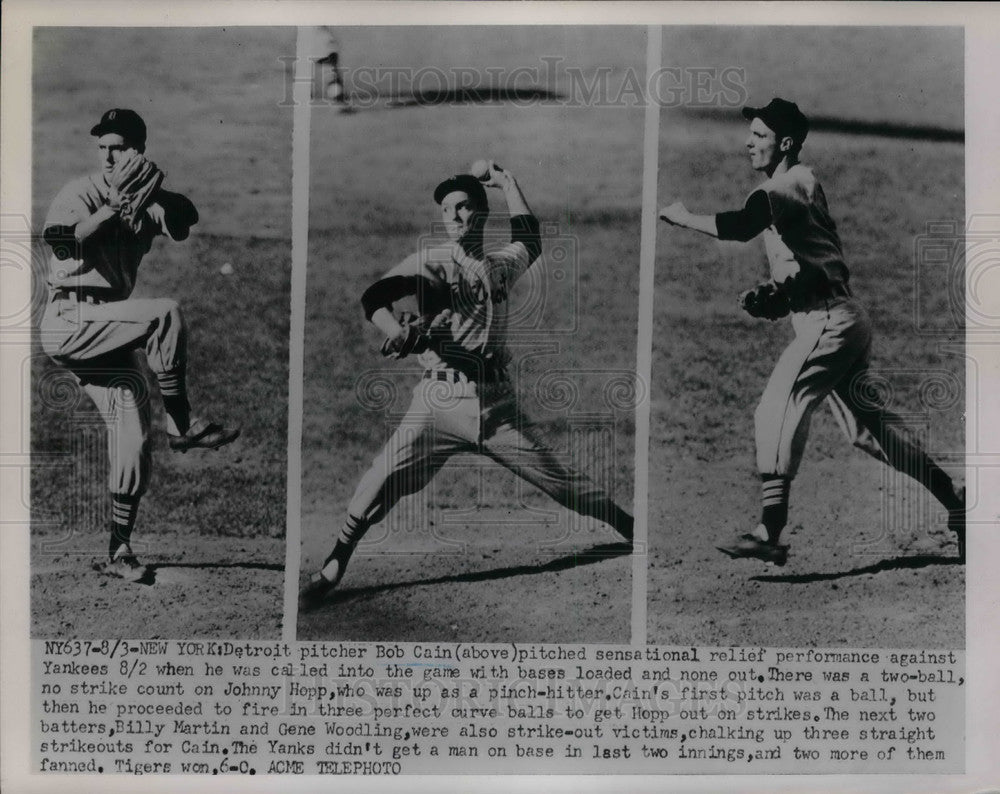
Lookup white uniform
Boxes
[40,173,190,497]
[347,235,631,534]
[753,164,949,489]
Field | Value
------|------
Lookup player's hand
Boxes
[106,150,139,213]
[481,161,513,190]
[106,152,165,233]
[382,324,410,356]
[739,281,791,321]
[111,148,141,171]
[659,201,690,227]
[380,313,429,360]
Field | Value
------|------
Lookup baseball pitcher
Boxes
[39,108,240,581]
[659,98,965,566]
[301,163,634,607]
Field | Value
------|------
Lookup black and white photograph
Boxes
[297,26,644,642]
[2,1,1000,789]
[649,27,967,648]
[28,27,294,638]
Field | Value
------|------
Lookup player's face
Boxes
[745,118,783,174]
[440,190,482,242]
[97,133,134,176]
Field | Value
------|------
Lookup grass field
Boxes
[662,26,963,130]
[30,28,294,638]
[648,27,965,648]
[298,27,646,643]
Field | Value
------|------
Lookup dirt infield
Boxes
[29,28,294,638]
[298,27,645,643]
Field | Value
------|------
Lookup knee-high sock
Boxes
[319,515,367,581]
[109,494,141,559]
[157,370,191,436]
[759,475,790,542]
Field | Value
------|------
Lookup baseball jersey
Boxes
[755,164,850,294]
[43,174,170,300]
[393,235,534,376]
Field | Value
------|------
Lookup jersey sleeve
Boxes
[485,242,532,303]
[361,275,423,319]
[477,215,540,293]
[510,214,541,263]
[43,181,94,232]
[716,190,772,242]
[488,216,539,296]
[760,170,808,230]
[380,251,426,279]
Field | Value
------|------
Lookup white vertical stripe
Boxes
[632,25,662,647]
[283,27,313,643]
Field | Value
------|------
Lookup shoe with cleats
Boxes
[717,531,789,567]
[93,547,148,582]
[299,552,349,611]
[169,418,240,453]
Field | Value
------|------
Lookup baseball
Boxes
[220,262,234,276]
[470,159,491,182]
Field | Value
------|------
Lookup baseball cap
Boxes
[90,109,147,147]
[742,98,809,145]
[433,173,488,210]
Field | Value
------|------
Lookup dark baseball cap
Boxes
[742,98,809,145]
[433,173,488,210]
[90,108,147,146]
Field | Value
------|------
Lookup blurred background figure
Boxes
[310,26,352,111]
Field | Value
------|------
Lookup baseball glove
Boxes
[739,281,791,321]
[380,312,431,360]
[107,152,165,234]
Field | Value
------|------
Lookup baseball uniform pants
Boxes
[755,297,938,480]
[40,296,188,497]
[348,376,623,530]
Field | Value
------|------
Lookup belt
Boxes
[51,288,107,305]
[424,370,465,383]
[423,368,509,385]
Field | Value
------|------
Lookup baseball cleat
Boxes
[717,533,789,567]
[299,563,344,611]
[93,548,148,582]
[299,572,337,610]
[169,419,240,453]
[947,487,966,561]
[299,547,353,610]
